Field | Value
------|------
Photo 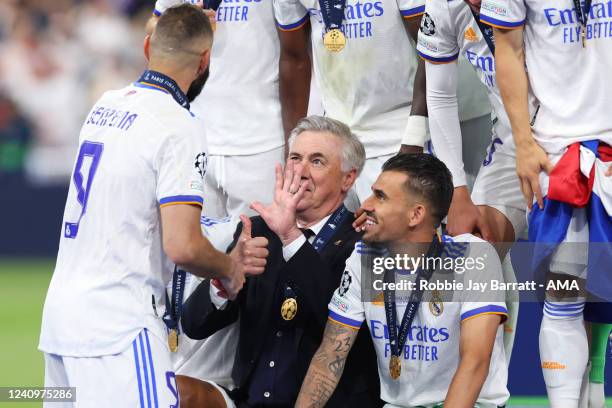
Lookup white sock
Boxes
[540,301,588,408]
[588,382,605,408]
[501,254,519,362]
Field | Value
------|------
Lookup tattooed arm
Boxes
[295,319,360,408]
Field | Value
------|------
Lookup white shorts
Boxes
[203,146,284,218]
[44,329,178,408]
[471,131,527,237]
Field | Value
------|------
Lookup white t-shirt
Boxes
[274,0,424,158]
[39,81,207,357]
[328,234,509,407]
[155,0,284,156]
[480,0,612,154]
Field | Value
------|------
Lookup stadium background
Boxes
[0,0,609,406]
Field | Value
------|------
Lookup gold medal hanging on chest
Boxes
[389,355,402,380]
[323,29,346,52]
[168,329,179,353]
[281,298,298,321]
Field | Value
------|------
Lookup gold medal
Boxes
[323,29,346,53]
[281,298,298,321]
[389,355,401,380]
[168,329,179,353]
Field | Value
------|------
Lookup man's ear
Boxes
[341,169,357,193]
[407,203,426,228]
[198,48,211,74]
[143,34,152,62]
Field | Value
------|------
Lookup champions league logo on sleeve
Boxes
[194,152,208,178]
[420,12,436,36]
[339,270,352,297]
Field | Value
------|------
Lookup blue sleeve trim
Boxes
[153,9,162,16]
[480,14,525,29]
[276,13,309,31]
[417,50,459,63]
[328,309,363,329]
[400,5,425,17]
[159,195,204,206]
[461,305,508,321]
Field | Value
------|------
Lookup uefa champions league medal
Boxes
[389,355,402,379]
[281,297,298,321]
[168,329,179,352]
[319,0,347,52]
[323,29,346,52]
[383,234,443,380]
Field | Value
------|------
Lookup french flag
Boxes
[528,141,612,301]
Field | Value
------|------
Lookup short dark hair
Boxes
[153,4,213,55]
[382,154,453,227]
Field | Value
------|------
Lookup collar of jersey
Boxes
[134,70,190,111]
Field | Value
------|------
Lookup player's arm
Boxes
[493,26,552,209]
[295,319,359,408]
[278,21,312,152]
[426,60,492,240]
[161,204,233,279]
[444,314,502,408]
[400,14,428,154]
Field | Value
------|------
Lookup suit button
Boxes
[264,392,270,398]
[269,361,275,367]
[249,359,255,364]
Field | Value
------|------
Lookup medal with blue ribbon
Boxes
[136,70,190,110]
[281,205,350,321]
[384,234,442,379]
[318,0,347,52]
[163,267,187,352]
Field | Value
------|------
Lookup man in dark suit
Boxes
[180,116,383,408]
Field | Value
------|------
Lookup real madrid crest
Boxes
[428,290,444,316]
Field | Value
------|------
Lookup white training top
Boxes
[155,0,284,156]
[480,0,612,154]
[273,0,424,158]
[39,81,206,357]
[416,0,522,187]
[328,234,509,407]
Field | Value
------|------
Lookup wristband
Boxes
[401,115,430,147]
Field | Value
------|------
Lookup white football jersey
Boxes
[155,0,284,156]
[480,0,612,154]
[274,0,424,158]
[328,234,509,407]
[39,81,207,357]
[417,0,514,140]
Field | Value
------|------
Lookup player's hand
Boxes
[195,1,217,29]
[223,216,269,299]
[353,207,367,232]
[446,187,494,242]
[251,162,307,246]
[398,144,423,155]
[515,139,553,210]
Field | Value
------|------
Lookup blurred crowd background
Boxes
[0,0,150,186]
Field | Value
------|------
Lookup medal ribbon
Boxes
[137,70,190,110]
[470,9,495,55]
[383,234,443,361]
[573,0,593,33]
[318,0,346,32]
[163,267,187,333]
[312,205,349,253]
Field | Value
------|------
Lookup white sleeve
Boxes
[426,61,467,187]
[156,128,206,209]
[416,0,458,63]
[328,248,365,329]
[273,0,309,31]
[397,0,425,19]
[153,0,185,16]
[480,0,526,29]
